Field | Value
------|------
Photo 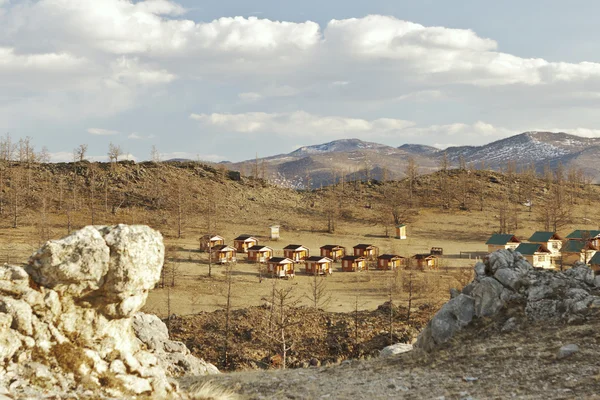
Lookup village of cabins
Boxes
[199,225,600,279]
[198,224,435,279]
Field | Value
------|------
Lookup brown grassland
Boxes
[0,160,597,370]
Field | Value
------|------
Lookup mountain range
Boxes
[219,132,600,188]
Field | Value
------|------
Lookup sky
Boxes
[2,0,600,163]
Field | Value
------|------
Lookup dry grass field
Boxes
[0,162,598,320]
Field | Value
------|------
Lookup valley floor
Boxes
[180,313,600,399]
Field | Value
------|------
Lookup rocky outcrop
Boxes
[0,225,218,399]
[416,249,600,351]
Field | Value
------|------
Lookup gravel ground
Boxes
[181,313,600,399]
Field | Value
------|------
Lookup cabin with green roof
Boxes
[528,232,564,253]
[566,230,600,249]
[485,234,520,253]
[588,252,600,273]
[515,243,552,269]
[561,240,598,266]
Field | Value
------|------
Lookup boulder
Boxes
[417,248,600,351]
[415,294,475,351]
[380,343,413,357]
[0,225,217,399]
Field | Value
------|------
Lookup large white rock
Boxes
[28,226,110,297]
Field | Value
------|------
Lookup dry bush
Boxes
[187,381,240,400]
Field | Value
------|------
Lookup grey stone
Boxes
[449,288,460,299]
[415,294,475,350]
[471,277,505,317]
[474,262,487,279]
[494,268,523,291]
[557,344,579,359]
[501,317,518,332]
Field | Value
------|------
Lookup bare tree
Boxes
[221,263,234,369]
[405,157,418,206]
[262,283,299,369]
[74,144,88,162]
[150,145,161,163]
[306,270,331,310]
[108,142,122,164]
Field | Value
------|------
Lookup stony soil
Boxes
[181,309,600,399]
[169,303,434,371]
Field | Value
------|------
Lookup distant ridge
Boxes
[225,132,600,188]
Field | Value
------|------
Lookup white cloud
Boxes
[87,128,119,135]
[190,111,416,138]
[238,92,263,102]
[548,128,600,138]
[128,133,142,139]
[394,90,444,102]
[0,47,86,72]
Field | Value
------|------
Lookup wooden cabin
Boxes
[588,252,600,273]
[341,256,367,272]
[210,245,237,264]
[395,224,407,240]
[304,256,334,275]
[247,245,274,263]
[412,254,438,270]
[561,240,598,266]
[566,230,600,248]
[528,231,564,267]
[320,245,346,262]
[283,245,310,262]
[199,234,225,252]
[353,244,379,260]
[485,234,520,253]
[377,254,406,270]
[266,257,295,278]
[515,243,553,269]
[233,235,258,253]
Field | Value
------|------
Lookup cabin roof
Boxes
[210,245,235,252]
[396,224,406,228]
[283,244,308,251]
[305,256,333,263]
[233,235,257,241]
[378,254,404,260]
[563,240,598,253]
[353,244,376,249]
[589,252,600,265]
[268,257,294,264]
[515,243,550,255]
[247,245,273,252]
[528,231,563,243]
[566,230,600,239]
[200,234,224,240]
[485,234,520,245]
[342,255,366,261]
[320,245,345,250]
[413,253,436,260]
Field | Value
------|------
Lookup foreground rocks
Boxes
[416,249,600,350]
[0,225,217,399]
